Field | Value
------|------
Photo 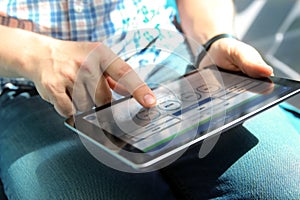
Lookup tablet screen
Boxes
[66,67,300,170]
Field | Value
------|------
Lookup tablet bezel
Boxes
[65,68,300,169]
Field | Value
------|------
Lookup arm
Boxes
[176,0,273,78]
[0,25,156,117]
[177,0,234,46]
[0,25,43,78]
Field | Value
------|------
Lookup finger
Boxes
[52,91,75,117]
[104,58,156,107]
[95,44,156,107]
[72,78,94,112]
[72,49,105,112]
[76,63,112,109]
[106,76,130,96]
[86,75,112,106]
[43,81,74,117]
[38,77,75,117]
[231,42,273,78]
[34,84,51,103]
[85,44,156,107]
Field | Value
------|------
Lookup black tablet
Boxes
[65,67,300,171]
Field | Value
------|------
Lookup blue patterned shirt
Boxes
[0,0,187,95]
[0,0,177,41]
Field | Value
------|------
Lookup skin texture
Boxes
[177,0,273,77]
[0,0,273,117]
[0,26,156,117]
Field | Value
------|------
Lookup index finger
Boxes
[99,45,156,107]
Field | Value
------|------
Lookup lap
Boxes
[0,95,299,200]
[162,105,300,199]
[0,96,175,200]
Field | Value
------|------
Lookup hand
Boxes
[26,39,156,117]
[200,37,274,78]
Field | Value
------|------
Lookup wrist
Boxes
[186,31,236,57]
[194,33,238,67]
[202,33,238,52]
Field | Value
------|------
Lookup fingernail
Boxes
[263,65,274,76]
[266,64,273,72]
[143,94,156,106]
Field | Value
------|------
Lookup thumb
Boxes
[231,41,273,78]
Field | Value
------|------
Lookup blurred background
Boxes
[235,0,300,108]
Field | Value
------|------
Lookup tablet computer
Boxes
[65,67,300,171]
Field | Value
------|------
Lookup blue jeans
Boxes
[0,92,300,200]
[1,38,300,199]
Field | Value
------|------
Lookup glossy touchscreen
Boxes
[66,67,300,170]
[78,68,296,154]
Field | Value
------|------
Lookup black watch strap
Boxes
[203,33,238,51]
[194,33,238,68]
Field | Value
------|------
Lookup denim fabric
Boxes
[0,96,176,200]
[0,178,7,200]
[1,94,300,200]
[0,41,300,200]
[161,105,300,199]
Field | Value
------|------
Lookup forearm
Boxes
[177,0,235,48]
[0,25,53,79]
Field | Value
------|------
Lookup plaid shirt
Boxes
[0,0,176,41]
[0,0,183,95]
